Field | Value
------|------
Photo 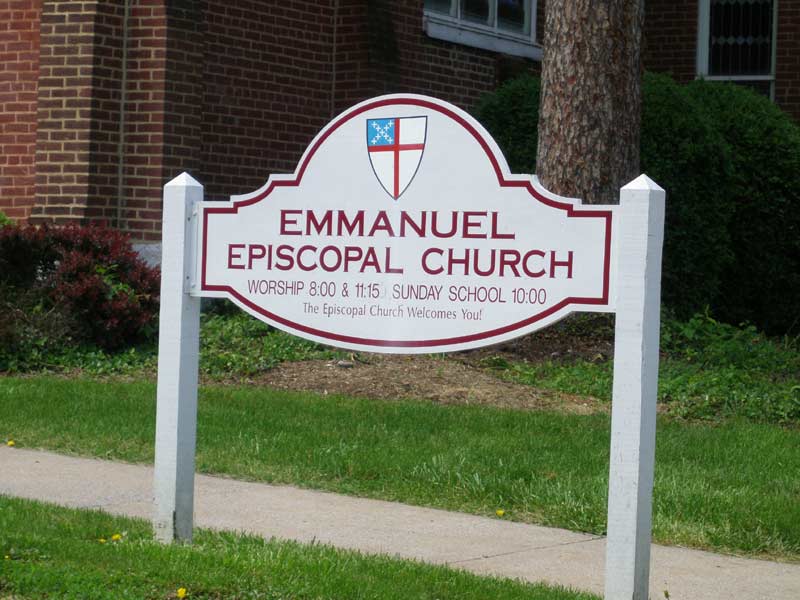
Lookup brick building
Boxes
[1,0,798,244]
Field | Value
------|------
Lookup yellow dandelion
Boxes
[177,587,188,599]
[495,509,505,517]
[6,440,14,447]
[111,533,122,542]
[4,555,9,560]
[98,538,107,544]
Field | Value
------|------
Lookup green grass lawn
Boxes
[0,496,595,600]
[494,356,800,425]
[2,377,798,562]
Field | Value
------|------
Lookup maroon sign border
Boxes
[201,96,613,349]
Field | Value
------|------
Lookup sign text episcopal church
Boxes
[199,96,614,352]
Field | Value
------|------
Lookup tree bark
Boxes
[536,0,644,204]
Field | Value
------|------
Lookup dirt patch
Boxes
[475,314,616,364]
[249,315,615,413]
[253,354,606,414]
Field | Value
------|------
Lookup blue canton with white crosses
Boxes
[367,118,395,146]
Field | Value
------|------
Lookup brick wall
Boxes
[642,0,697,84]
[31,1,96,225]
[162,2,202,181]
[197,1,336,202]
[775,0,800,120]
[0,0,40,222]
[331,0,372,115]
[7,0,173,239]
[335,1,541,115]
[371,0,499,108]
[85,0,125,224]
[29,1,129,226]
[117,0,169,241]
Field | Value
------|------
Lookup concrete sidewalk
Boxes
[1,446,797,599]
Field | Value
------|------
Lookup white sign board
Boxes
[197,96,615,352]
[153,94,665,600]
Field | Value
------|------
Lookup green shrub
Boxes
[661,310,800,377]
[473,75,540,173]
[199,312,338,377]
[686,81,800,334]
[659,311,800,423]
[473,72,733,318]
[0,210,12,228]
[640,73,733,316]
[0,286,79,372]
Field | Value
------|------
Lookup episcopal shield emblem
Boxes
[366,116,427,200]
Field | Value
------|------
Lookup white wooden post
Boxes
[153,173,203,543]
[605,175,665,599]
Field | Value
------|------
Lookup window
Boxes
[697,0,777,98]
[423,0,541,60]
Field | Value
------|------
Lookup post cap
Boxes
[621,174,664,193]
[165,172,203,188]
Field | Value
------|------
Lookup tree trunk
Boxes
[536,0,644,204]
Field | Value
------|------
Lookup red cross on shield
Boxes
[366,116,427,200]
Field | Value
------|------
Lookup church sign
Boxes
[198,97,614,352]
[154,95,665,600]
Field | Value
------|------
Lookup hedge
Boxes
[685,80,800,334]
[473,73,800,333]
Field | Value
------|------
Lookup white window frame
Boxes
[423,0,542,61]
[696,0,778,99]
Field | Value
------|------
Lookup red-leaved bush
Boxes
[0,223,160,350]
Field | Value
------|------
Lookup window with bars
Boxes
[697,0,777,98]
[423,0,540,60]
